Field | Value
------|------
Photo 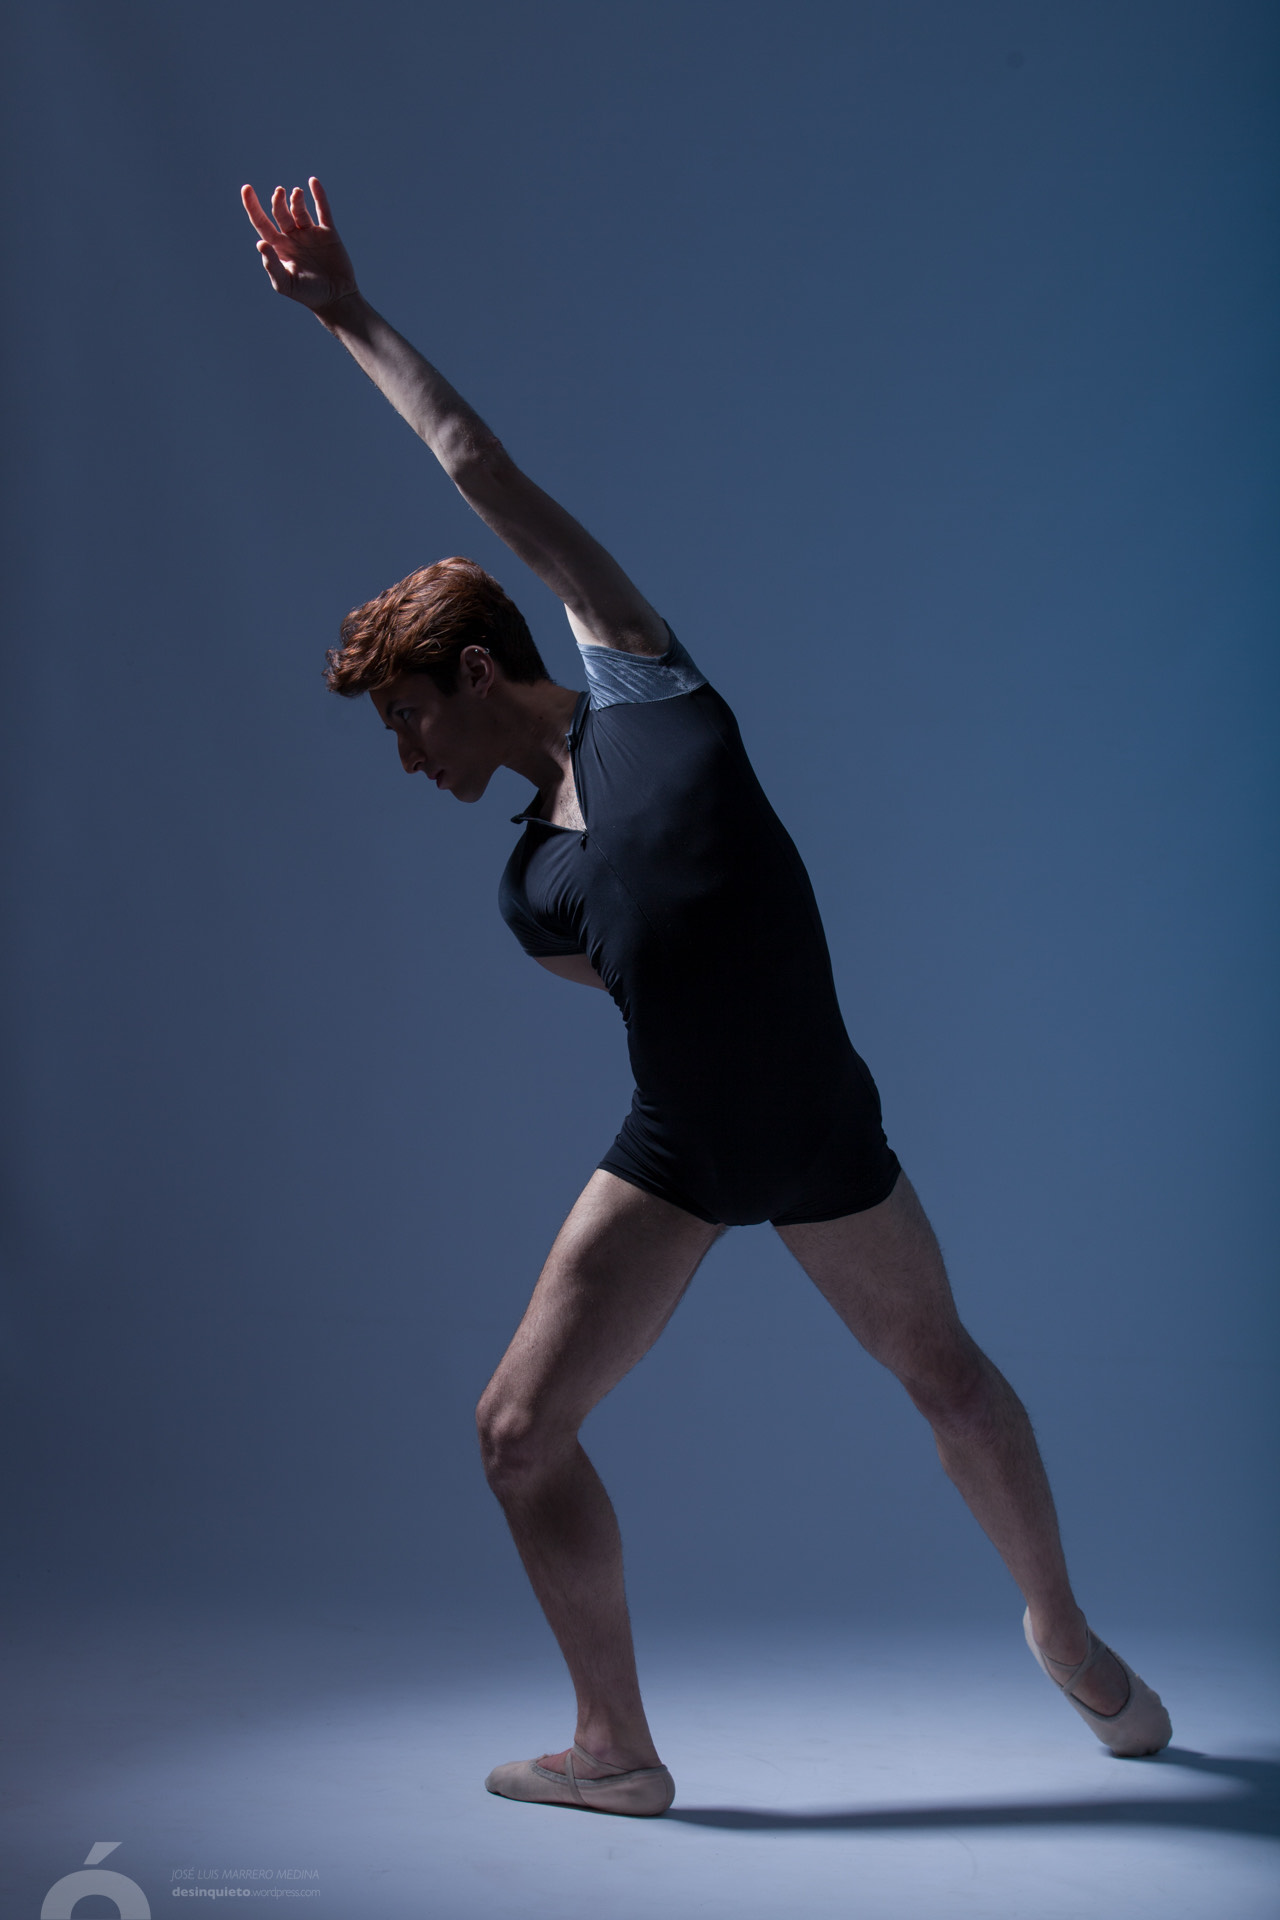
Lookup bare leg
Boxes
[774,1169,1129,1715]
[476,1170,724,1775]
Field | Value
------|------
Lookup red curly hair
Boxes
[325,557,549,696]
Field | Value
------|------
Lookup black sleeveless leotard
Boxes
[498,630,900,1228]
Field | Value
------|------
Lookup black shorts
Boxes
[598,1051,902,1230]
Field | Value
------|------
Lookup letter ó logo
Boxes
[41,1843,150,1918]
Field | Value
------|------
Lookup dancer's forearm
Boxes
[316,292,499,481]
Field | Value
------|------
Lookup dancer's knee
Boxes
[475,1393,574,1494]
[897,1334,993,1430]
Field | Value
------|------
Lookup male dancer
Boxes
[242,176,1171,1815]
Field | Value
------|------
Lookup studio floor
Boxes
[5,1608,1276,1920]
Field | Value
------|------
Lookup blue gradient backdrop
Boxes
[3,0,1276,1636]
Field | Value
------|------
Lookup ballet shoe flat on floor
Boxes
[485,1740,676,1816]
[1023,1607,1172,1757]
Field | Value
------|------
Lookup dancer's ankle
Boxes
[1027,1602,1090,1668]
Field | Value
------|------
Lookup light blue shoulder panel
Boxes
[576,624,708,708]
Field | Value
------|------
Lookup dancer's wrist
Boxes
[315,287,368,333]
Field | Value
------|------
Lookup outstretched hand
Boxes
[240,177,358,314]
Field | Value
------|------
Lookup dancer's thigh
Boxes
[477,1169,724,1442]
[772,1168,969,1379]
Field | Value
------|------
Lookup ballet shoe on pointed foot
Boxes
[1023,1607,1172,1757]
[485,1740,676,1816]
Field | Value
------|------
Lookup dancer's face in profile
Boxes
[372,649,500,803]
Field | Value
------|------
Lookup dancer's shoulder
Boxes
[576,622,709,709]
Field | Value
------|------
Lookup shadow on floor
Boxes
[667,1750,1280,1840]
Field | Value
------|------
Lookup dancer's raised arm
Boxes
[241,178,667,656]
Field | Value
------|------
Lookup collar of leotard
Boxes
[510,794,552,825]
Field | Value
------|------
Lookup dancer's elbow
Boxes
[445,428,516,492]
